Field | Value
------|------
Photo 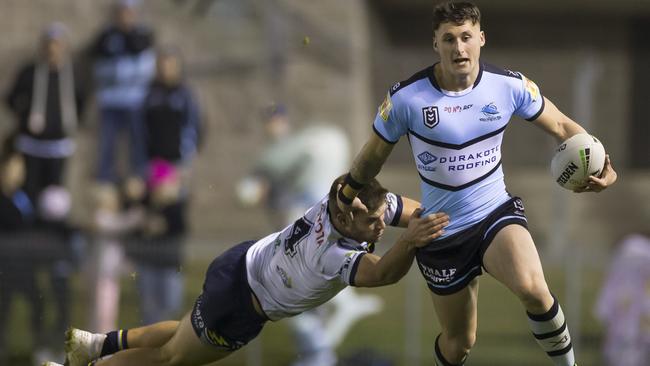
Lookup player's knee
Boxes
[512,276,550,311]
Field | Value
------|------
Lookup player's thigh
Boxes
[482,224,549,298]
[160,312,233,366]
[430,278,479,336]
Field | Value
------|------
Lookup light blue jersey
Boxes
[373,62,544,238]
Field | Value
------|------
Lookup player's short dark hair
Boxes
[432,1,481,32]
[329,175,389,215]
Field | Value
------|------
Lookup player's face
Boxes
[433,20,484,78]
[350,203,388,243]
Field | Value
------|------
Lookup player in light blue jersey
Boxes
[337,2,617,366]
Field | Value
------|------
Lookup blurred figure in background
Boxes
[142,47,201,192]
[126,47,202,325]
[595,232,650,366]
[3,21,85,365]
[236,105,382,366]
[0,134,37,364]
[0,147,77,365]
[237,104,350,227]
[90,0,155,183]
[88,181,144,333]
[31,184,77,364]
[5,22,85,201]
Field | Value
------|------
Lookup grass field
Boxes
[4,255,607,366]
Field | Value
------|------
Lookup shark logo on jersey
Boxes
[479,103,502,122]
[422,106,439,128]
[481,103,499,115]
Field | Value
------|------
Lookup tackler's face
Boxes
[434,20,485,79]
[349,202,388,244]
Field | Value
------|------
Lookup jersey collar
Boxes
[427,62,484,94]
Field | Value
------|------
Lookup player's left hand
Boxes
[574,154,617,193]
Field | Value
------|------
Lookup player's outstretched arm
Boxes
[393,196,422,228]
[352,208,449,288]
[337,133,395,214]
[530,96,587,143]
[531,96,617,191]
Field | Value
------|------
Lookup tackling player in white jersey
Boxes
[336,2,617,366]
[53,175,448,366]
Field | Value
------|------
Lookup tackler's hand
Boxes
[401,208,449,249]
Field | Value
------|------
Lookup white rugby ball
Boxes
[551,133,606,191]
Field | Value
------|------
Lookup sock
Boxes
[527,295,575,366]
[100,329,129,357]
[434,334,467,366]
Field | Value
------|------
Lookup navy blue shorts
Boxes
[190,241,267,351]
[415,196,528,295]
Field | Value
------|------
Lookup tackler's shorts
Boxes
[415,196,528,295]
[191,240,267,351]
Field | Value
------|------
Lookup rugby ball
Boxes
[551,133,606,191]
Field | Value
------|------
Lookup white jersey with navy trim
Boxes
[246,192,403,321]
[373,62,544,238]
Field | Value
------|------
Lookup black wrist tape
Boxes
[338,187,354,205]
[344,173,365,190]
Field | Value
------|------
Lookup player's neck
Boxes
[434,63,479,91]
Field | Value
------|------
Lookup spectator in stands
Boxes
[90,0,155,183]
[5,22,85,201]
[0,134,38,364]
[88,181,144,333]
[595,232,650,366]
[127,48,202,325]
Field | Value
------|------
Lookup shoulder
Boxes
[481,63,523,80]
[388,65,435,97]
[479,62,532,97]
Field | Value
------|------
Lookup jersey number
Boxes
[284,217,313,257]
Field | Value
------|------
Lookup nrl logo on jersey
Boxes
[422,106,439,128]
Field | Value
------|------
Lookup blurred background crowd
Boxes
[0,0,649,365]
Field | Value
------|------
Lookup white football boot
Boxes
[64,328,106,366]
[42,363,64,366]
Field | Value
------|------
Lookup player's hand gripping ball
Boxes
[551,133,606,191]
